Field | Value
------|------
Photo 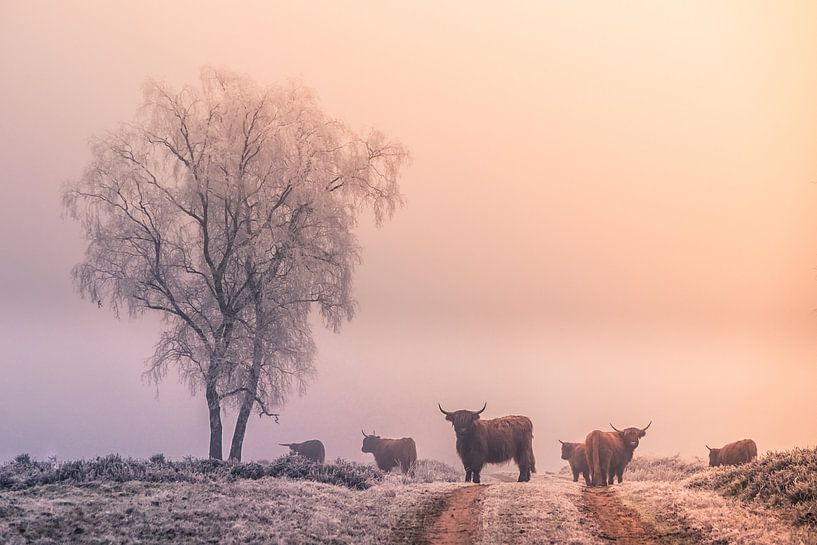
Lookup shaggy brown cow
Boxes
[439,402,536,483]
[559,440,590,485]
[361,430,417,474]
[279,440,326,463]
[585,422,651,487]
[706,439,757,467]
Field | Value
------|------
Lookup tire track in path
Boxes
[581,486,700,545]
[424,485,486,545]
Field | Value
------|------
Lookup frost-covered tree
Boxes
[64,68,407,459]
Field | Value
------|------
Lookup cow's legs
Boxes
[464,468,472,482]
[615,469,624,484]
[601,459,611,487]
[572,469,580,482]
[582,470,591,486]
[515,449,532,482]
[472,464,484,484]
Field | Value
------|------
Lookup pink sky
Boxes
[1,1,816,470]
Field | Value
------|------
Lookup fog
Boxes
[1,1,816,471]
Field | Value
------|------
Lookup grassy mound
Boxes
[688,447,817,527]
[0,453,384,491]
[624,454,708,482]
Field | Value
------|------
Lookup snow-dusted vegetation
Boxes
[623,454,708,482]
[0,454,462,544]
[0,453,384,491]
[689,447,817,528]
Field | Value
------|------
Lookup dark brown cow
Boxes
[439,403,536,484]
[361,430,417,474]
[706,439,757,467]
[279,440,326,463]
[559,440,590,485]
[585,422,651,486]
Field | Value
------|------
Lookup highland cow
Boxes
[559,440,590,485]
[361,430,417,474]
[706,439,757,467]
[439,402,536,483]
[279,440,326,463]
[585,422,651,486]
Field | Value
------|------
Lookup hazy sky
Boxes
[1,1,816,471]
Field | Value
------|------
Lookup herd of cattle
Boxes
[279,404,759,486]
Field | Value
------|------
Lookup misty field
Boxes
[2,451,817,544]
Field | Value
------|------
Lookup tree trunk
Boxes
[228,389,254,461]
[228,325,264,461]
[206,381,223,460]
[228,275,266,462]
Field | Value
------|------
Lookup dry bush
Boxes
[689,447,817,527]
[402,459,461,483]
[0,453,384,491]
[624,454,708,482]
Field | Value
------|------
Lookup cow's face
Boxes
[708,448,720,467]
[444,410,481,438]
[560,442,576,460]
[361,435,380,453]
[618,428,646,450]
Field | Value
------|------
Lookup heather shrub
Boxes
[624,454,708,482]
[0,454,383,491]
[689,447,817,527]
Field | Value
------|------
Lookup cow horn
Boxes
[706,444,712,451]
[438,404,452,416]
[279,443,292,447]
[361,429,368,437]
[610,423,622,432]
[641,421,652,432]
[475,402,487,415]
[558,439,565,445]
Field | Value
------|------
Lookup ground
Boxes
[1,471,815,544]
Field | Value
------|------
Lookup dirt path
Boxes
[581,486,699,545]
[424,485,486,545]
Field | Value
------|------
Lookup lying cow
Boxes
[559,440,590,485]
[361,430,417,474]
[706,439,757,467]
[279,439,326,463]
[439,402,536,483]
[585,422,651,486]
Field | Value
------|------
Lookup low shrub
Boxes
[689,447,817,527]
[0,453,383,491]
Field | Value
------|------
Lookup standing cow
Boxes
[585,422,651,486]
[439,402,536,483]
[706,439,757,467]
[279,440,326,463]
[559,440,590,485]
[361,430,417,474]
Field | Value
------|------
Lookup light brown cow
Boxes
[559,440,590,485]
[706,439,757,467]
[585,422,651,486]
[361,430,417,474]
[439,402,536,483]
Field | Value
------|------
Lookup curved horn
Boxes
[610,423,622,432]
[558,439,565,445]
[438,403,452,416]
[641,421,652,432]
[475,402,487,415]
[705,444,712,451]
[361,429,368,438]
[279,443,293,447]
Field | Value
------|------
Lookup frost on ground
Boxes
[619,480,817,545]
[476,474,604,545]
[0,476,460,545]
